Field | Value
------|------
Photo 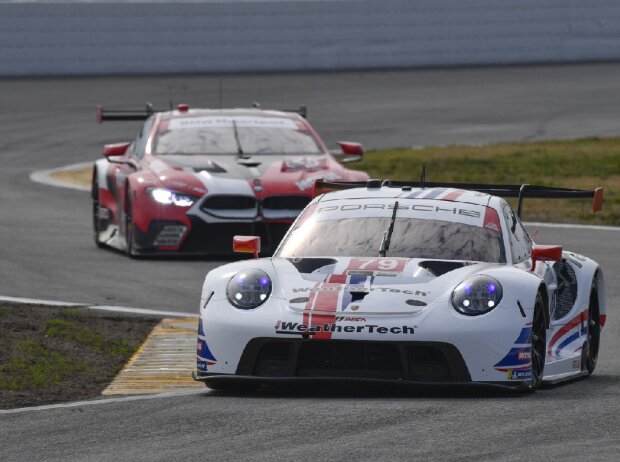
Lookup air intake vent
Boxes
[201,195,257,219]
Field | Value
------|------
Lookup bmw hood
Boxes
[153,154,344,195]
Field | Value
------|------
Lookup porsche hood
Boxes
[272,257,501,314]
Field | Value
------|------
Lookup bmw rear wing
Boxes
[96,103,157,123]
[313,179,604,218]
[97,103,308,123]
[250,102,308,118]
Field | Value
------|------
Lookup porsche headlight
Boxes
[226,269,272,309]
[148,188,196,207]
[451,275,502,316]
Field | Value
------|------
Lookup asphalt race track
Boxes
[1,64,620,460]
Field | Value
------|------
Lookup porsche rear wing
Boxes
[313,179,604,218]
[96,103,308,124]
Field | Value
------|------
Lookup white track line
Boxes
[30,161,92,192]
[524,221,620,232]
[0,295,84,307]
[89,305,197,318]
[0,295,197,318]
[0,390,206,415]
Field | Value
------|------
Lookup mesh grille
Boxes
[262,195,311,211]
[245,340,467,382]
[553,260,578,319]
[203,195,256,210]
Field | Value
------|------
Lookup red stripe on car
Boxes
[441,189,466,201]
[547,310,588,357]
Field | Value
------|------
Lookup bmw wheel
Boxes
[125,192,138,258]
[92,175,104,248]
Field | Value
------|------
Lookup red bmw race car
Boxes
[92,104,369,257]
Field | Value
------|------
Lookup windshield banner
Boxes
[168,116,297,131]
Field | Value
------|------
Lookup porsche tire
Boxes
[529,292,546,392]
[584,281,601,375]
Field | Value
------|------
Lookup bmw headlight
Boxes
[148,188,196,207]
[451,275,502,316]
[226,269,272,309]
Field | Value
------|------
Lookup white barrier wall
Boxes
[1,0,620,76]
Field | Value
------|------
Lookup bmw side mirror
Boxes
[103,142,131,158]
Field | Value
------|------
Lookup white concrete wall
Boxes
[1,1,620,76]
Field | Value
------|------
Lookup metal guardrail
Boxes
[1,0,620,76]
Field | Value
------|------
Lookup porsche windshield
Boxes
[277,202,506,263]
[154,116,323,155]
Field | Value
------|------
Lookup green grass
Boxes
[45,318,137,358]
[0,339,87,390]
[0,305,157,406]
[351,137,620,225]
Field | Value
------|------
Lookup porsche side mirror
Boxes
[103,142,131,158]
[233,235,261,259]
[531,244,562,271]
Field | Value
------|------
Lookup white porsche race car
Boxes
[194,179,605,392]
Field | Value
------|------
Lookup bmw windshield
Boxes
[154,115,323,155]
[277,199,506,263]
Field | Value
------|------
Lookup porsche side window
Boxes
[502,204,532,263]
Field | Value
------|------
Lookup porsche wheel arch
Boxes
[537,283,551,330]
[585,270,603,374]
[593,268,606,320]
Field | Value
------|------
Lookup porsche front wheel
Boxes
[584,282,601,375]
[529,292,547,391]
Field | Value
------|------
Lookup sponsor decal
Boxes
[517,350,532,361]
[334,316,366,322]
[347,258,407,273]
[494,328,532,372]
[291,286,427,296]
[507,369,532,380]
[274,320,414,336]
[197,318,217,372]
